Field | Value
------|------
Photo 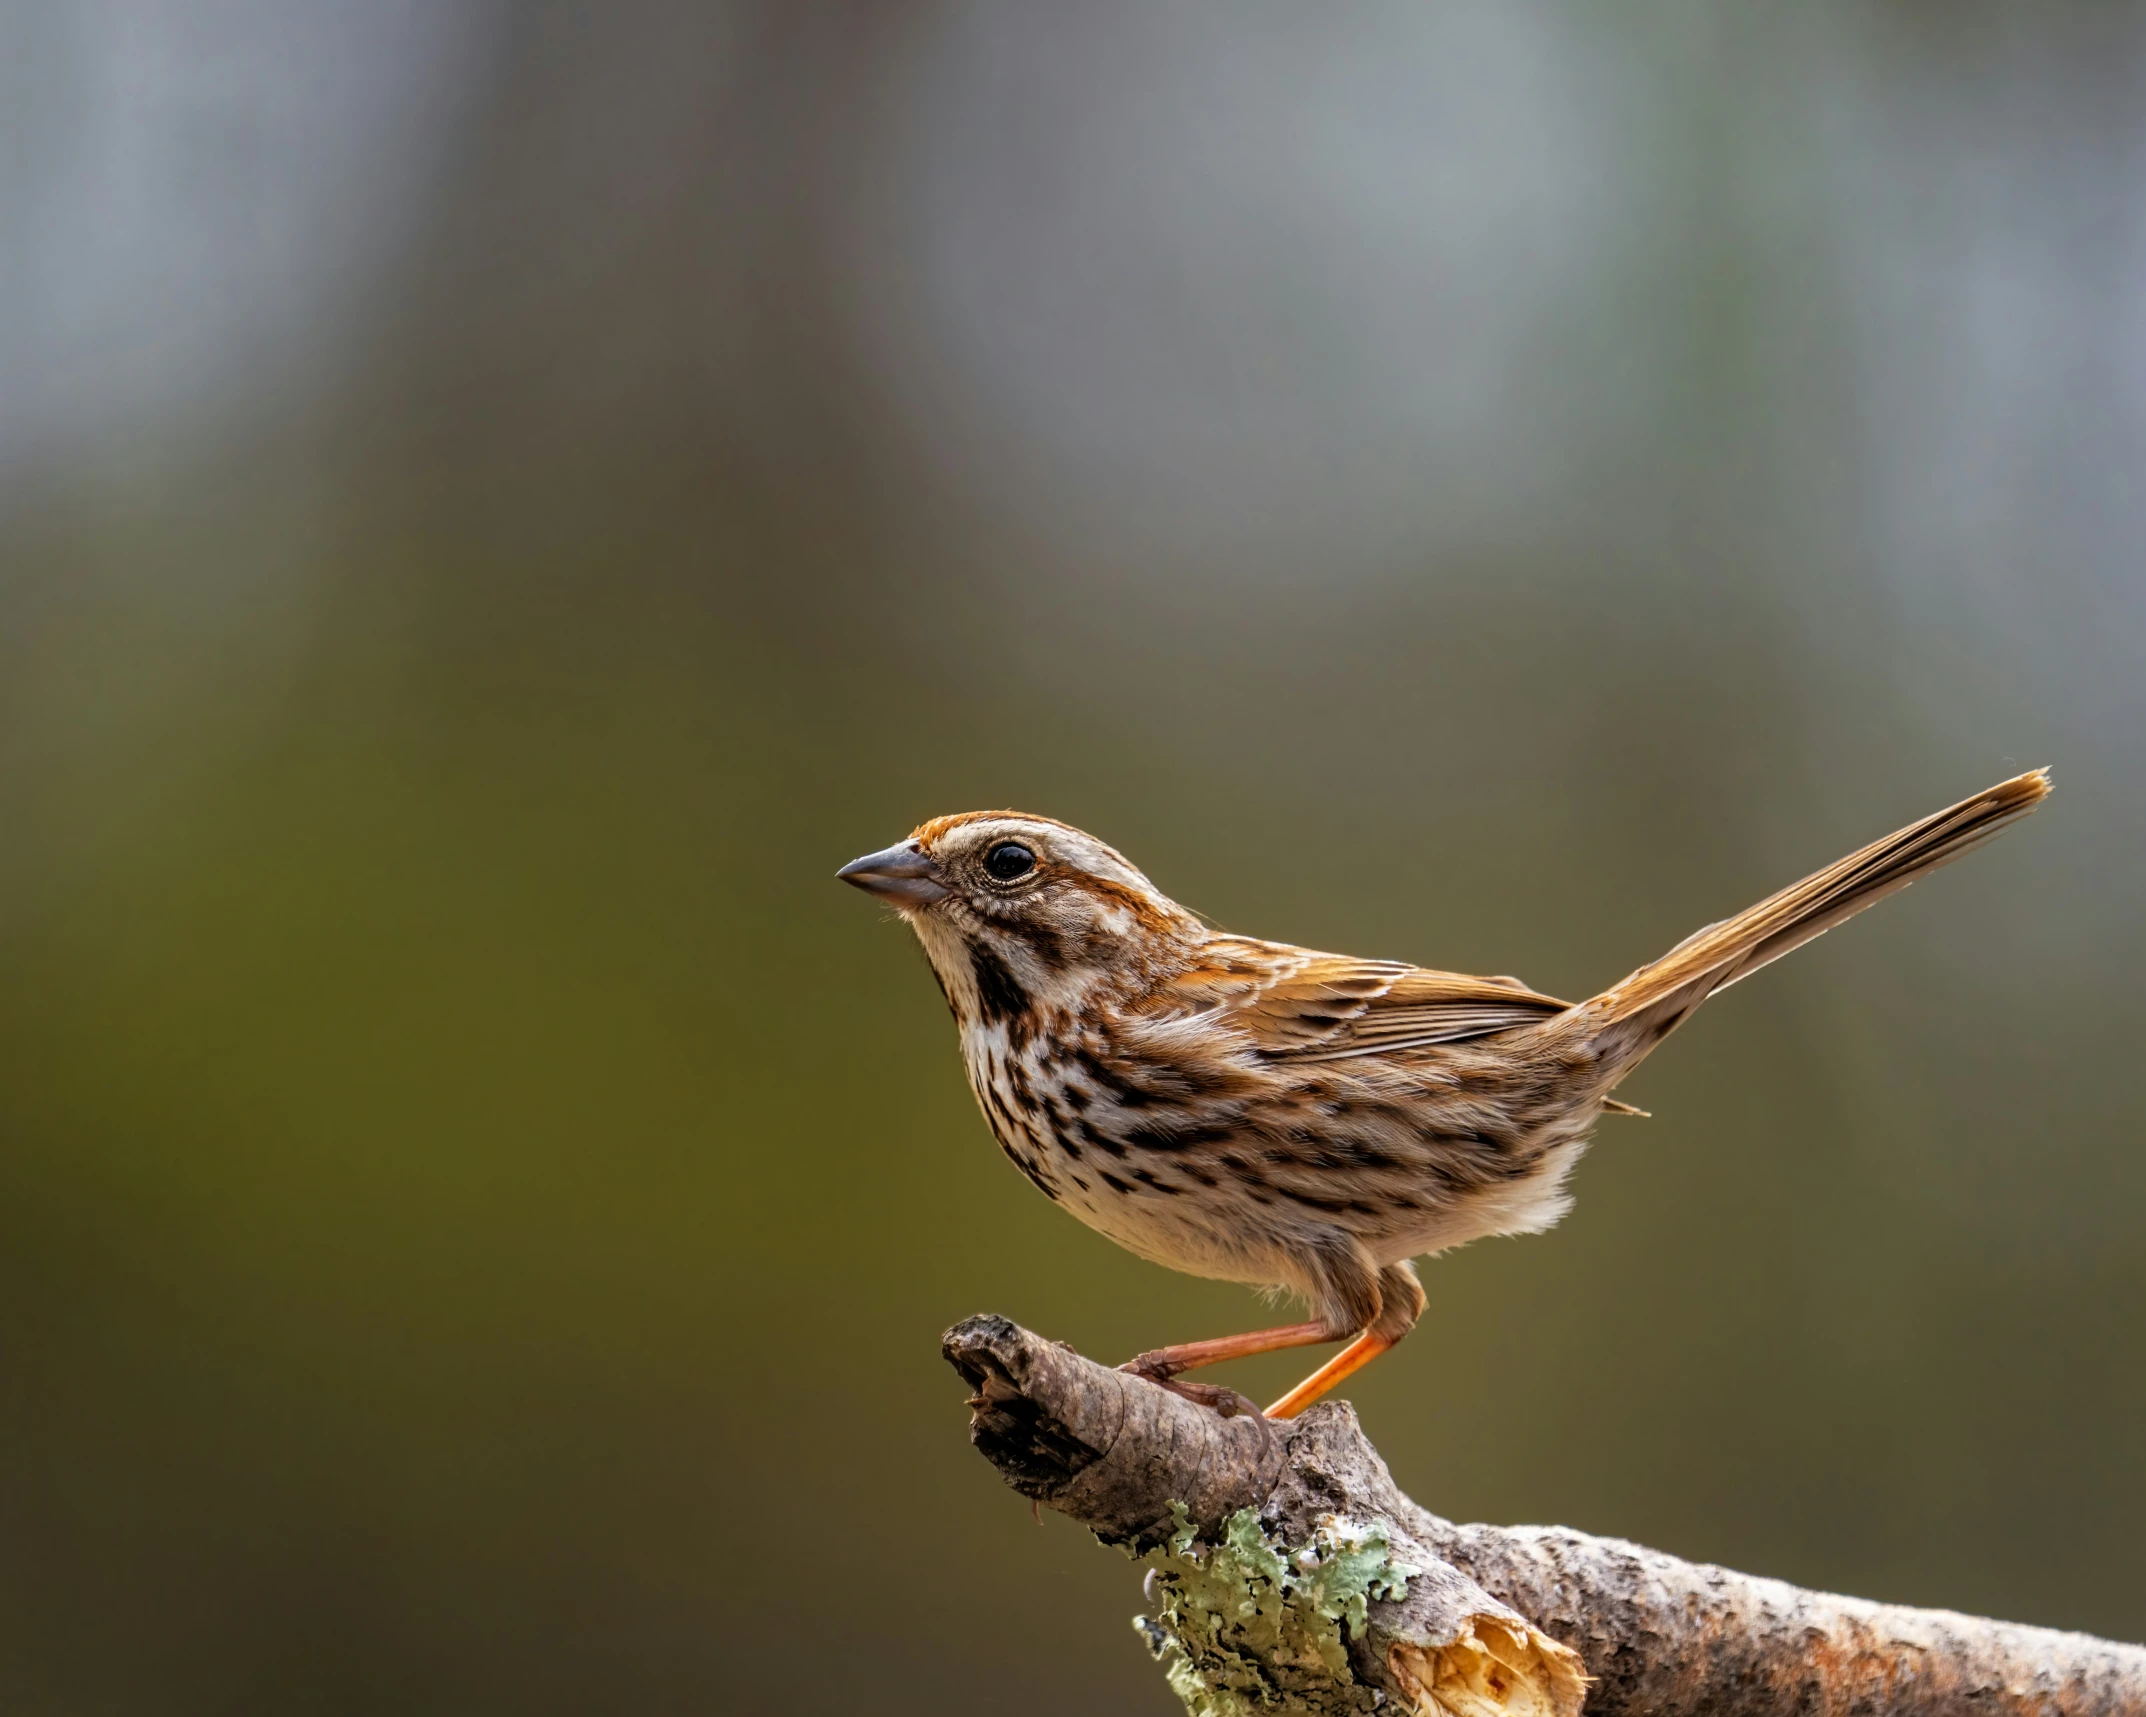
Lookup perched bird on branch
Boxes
[840,771,2050,1419]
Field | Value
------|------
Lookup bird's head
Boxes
[837,811,1201,1024]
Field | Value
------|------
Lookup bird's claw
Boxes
[1120,1349,1183,1383]
[1122,1366,1269,1426]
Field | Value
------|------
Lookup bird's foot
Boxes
[1120,1349,1185,1383]
[1120,1353,1267,1422]
[1158,1377,1270,1422]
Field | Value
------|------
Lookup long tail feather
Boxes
[1574,769,2050,1074]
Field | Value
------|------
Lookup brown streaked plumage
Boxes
[838,772,2051,1418]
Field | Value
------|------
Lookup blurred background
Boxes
[2,2,2142,1711]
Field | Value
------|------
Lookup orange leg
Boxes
[1263,1329,1396,1419]
[1121,1321,1337,1381]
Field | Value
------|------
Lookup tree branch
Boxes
[944,1314,2146,1717]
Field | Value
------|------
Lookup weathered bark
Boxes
[945,1314,2146,1717]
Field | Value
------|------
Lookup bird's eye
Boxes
[984,842,1036,881]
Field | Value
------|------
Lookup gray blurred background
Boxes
[2,3,2142,1711]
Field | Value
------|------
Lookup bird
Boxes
[838,770,2049,1420]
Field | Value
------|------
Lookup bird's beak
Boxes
[836,840,949,908]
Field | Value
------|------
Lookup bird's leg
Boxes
[1265,1261,1424,1420]
[1122,1322,1336,1380]
[1120,1322,1339,1420]
[1126,1248,1402,1421]
[1262,1330,1395,1418]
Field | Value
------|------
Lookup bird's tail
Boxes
[1568,769,2050,1079]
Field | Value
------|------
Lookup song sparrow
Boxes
[839,771,2048,1419]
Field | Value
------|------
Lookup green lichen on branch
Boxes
[1132,1502,1419,1717]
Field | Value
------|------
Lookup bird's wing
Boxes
[1159,939,1571,1060]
